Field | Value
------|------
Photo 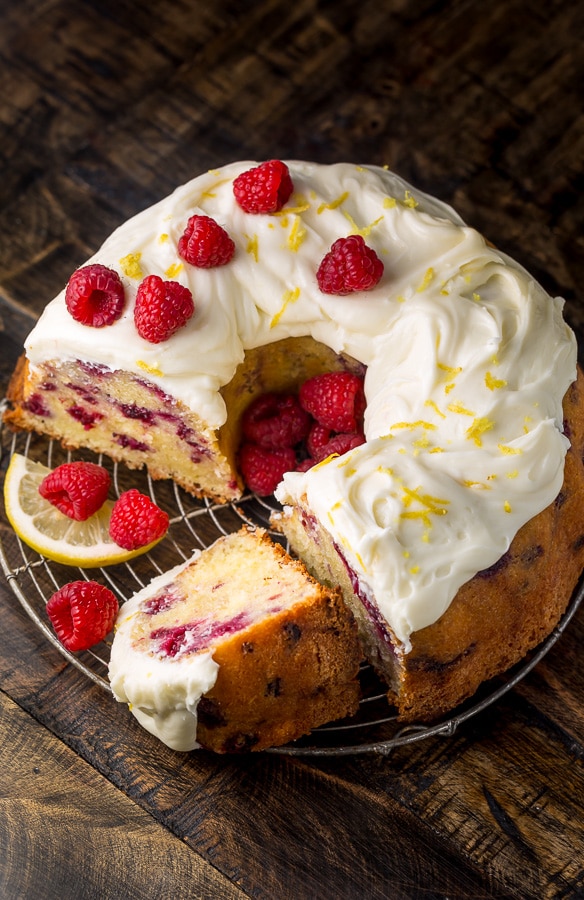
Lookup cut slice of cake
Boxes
[108,527,362,753]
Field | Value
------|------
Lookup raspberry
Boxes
[242,393,310,449]
[233,160,293,214]
[307,422,331,459]
[300,372,366,433]
[316,235,384,295]
[178,215,235,268]
[46,581,119,652]
[134,274,194,343]
[239,443,296,496]
[109,489,169,550]
[65,264,125,327]
[314,431,365,461]
[39,461,111,521]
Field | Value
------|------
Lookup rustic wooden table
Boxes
[1,1,584,897]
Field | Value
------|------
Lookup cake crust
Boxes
[196,531,362,752]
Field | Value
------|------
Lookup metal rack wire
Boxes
[1,404,582,757]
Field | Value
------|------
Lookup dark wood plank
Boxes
[0,691,245,900]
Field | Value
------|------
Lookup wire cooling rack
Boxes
[1,403,583,757]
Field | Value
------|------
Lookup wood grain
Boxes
[0,692,244,900]
[1,0,584,897]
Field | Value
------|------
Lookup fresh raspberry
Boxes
[316,235,384,295]
[109,489,169,550]
[296,457,316,473]
[239,443,296,496]
[233,160,293,214]
[39,461,111,521]
[314,431,365,461]
[299,372,366,433]
[46,581,119,652]
[241,393,310,449]
[307,422,331,459]
[134,274,194,343]
[65,264,125,327]
[178,215,235,268]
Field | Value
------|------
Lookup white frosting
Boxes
[108,557,219,751]
[25,161,577,650]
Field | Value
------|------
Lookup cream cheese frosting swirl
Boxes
[24,161,577,649]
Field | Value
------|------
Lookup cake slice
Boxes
[108,527,362,753]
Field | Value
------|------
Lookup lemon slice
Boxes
[3,453,163,568]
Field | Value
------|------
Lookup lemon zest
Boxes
[270,287,301,328]
[413,435,431,449]
[416,267,435,292]
[465,417,494,446]
[137,359,164,377]
[119,252,143,280]
[391,420,437,432]
[277,194,310,216]
[485,371,507,391]
[245,234,259,262]
[317,191,348,213]
[287,217,307,252]
[311,453,339,471]
[437,362,462,380]
[424,399,446,419]
[165,262,183,279]
[447,400,475,416]
[343,211,384,237]
[498,443,522,456]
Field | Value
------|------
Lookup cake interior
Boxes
[273,501,403,701]
[130,526,333,659]
[7,336,363,503]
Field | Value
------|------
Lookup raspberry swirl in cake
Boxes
[16,161,577,654]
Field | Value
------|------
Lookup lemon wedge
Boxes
[3,453,163,568]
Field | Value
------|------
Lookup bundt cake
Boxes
[108,527,361,752]
[5,159,583,726]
